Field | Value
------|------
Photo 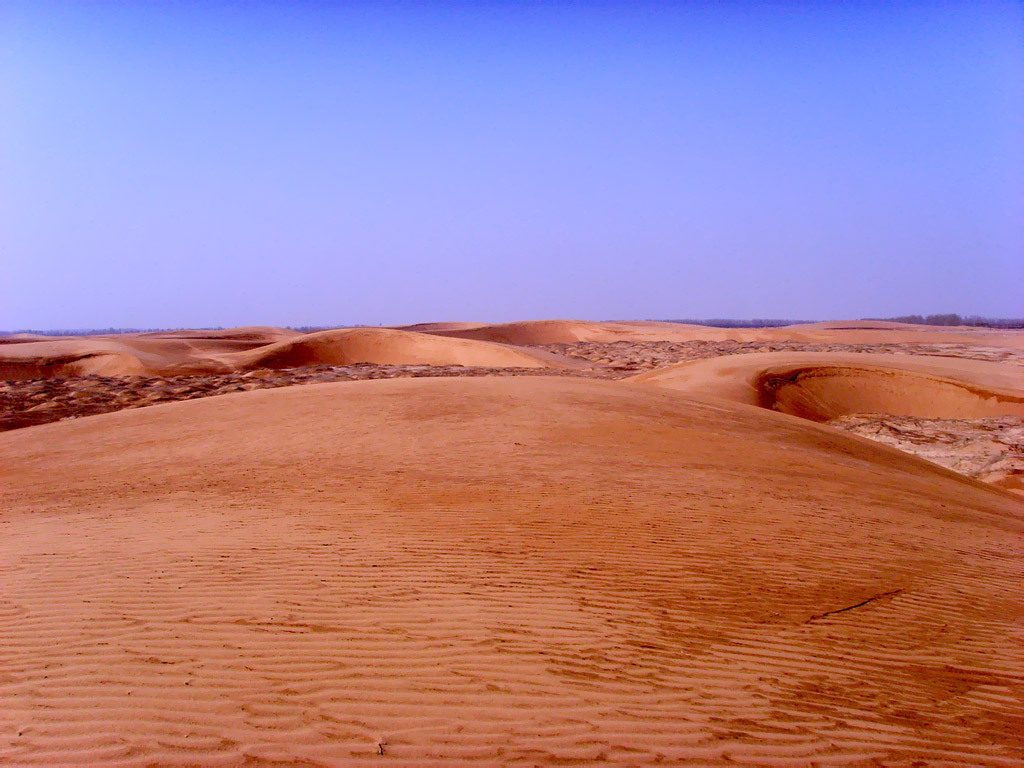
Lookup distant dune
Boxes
[4,322,1022,378]
[421,319,717,344]
[420,318,1024,347]
[0,339,153,379]
[2,376,1021,764]
[218,327,571,370]
[391,321,486,333]
[0,333,74,345]
[0,337,253,379]
[423,319,618,344]
[628,351,1024,421]
[132,326,300,343]
[790,319,938,331]
[0,327,307,378]
[0,326,574,378]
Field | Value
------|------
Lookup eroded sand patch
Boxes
[830,414,1024,493]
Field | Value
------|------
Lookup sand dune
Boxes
[792,319,949,331]
[422,319,724,344]
[391,321,486,333]
[0,333,72,345]
[132,326,300,343]
[0,327,571,379]
[0,338,247,379]
[423,318,1024,347]
[692,324,1024,346]
[0,339,152,379]
[774,322,1024,347]
[1,376,1021,765]
[219,327,569,370]
[5,322,1021,380]
[0,327,301,378]
[628,351,1024,421]
[424,319,623,344]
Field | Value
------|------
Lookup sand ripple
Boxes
[2,377,1021,765]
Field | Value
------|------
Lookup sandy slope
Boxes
[1,377,1021,766]
[218,327,569,370]
[628,351,1024,421]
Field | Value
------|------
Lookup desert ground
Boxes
[1,319,1022,765]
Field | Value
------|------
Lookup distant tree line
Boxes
[866,315,1024,329]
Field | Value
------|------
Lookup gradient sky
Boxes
[3,1,1022,330]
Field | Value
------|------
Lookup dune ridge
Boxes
[1,377,1021,765]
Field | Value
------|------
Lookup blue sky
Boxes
[3,1,1021,329]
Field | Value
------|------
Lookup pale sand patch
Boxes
[830,414,1024,494]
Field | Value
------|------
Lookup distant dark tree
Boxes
[924,313,963,326]
[863,314,1024,329]
[889,315,925,325]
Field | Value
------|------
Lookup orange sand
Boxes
[2,376,1021,765]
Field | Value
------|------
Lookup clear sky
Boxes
[3,1,1022,329]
